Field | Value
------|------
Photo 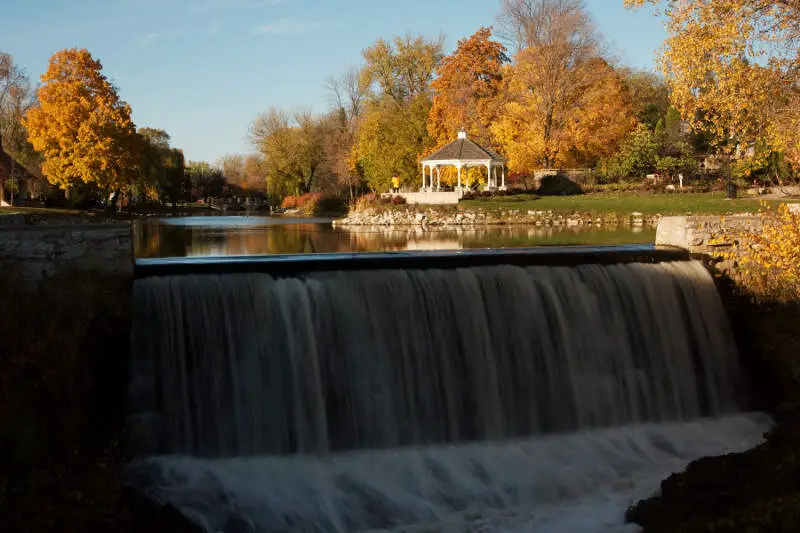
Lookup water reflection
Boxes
[133,217,656,258]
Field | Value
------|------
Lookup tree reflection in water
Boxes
[133,217,655,259]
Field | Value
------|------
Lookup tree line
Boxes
[1,0,797,208]
[244,0,799,197]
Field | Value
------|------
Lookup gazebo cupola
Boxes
[420,130,507,192]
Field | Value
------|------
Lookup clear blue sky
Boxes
[1,0,664,163]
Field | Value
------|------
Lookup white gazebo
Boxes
[420,130,507,192]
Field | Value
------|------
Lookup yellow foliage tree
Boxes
[624,0,800,162]
[23,48,141,205]
[492,53,635,172]
[355,95,432,192]
[355,34,443,192]
[722,204,800,302]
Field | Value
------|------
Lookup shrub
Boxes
[280,196,298,209]
[307,194,348,216]
[723,203,800,303]
[350,193,408,211]
[296,193,321,209]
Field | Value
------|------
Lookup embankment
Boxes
[335,205,660,228]
[626,215,800,533]
[0,215,199,533]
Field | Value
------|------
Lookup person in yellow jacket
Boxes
[391,175,400,193]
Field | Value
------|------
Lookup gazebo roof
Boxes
[422,130,505,163]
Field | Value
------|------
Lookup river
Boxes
[133,216,655,258]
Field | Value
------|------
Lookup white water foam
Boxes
[129,413,770,533]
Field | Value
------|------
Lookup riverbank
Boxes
[335,205,662,227]
[0,269,201,533]
[626,280,800,532]
[628,406,800,533]
[0,203,218,225]
[336,192,773,227]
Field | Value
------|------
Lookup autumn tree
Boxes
[625,0,800,164]
[561,59,637,166]
[138,127,186,205]
[219,153,245,188]
[360,34,443,104]
[492,1,635,172]
[622,69,670,130]
[355,34,444,191]
[498,0,594,52]
[250,108,327,197]
[0,52,33,159]
[355,96,432,192]
[0,52,40,202]
[23,49,141,209]
[326,67,368,126]
[600,123,659,179]
[324,68,369,198]
[242,154,266,195]
[217,153,264,196]
[428,27,509,149]
[185,160,225,200]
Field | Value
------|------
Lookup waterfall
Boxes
[128,259,767,532]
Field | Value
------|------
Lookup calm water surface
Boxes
[133,216,656,258]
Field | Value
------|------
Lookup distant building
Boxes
[0,135,47,205]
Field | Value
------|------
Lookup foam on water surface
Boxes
[129,413,770,533]
[129,259,764,532]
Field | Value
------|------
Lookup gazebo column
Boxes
[500,164,507,191]
[457,164,462,190]
[420,164,426,191]
[484,162,493,192]
[436,166,441,191]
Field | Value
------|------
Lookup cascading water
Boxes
[128,259,770,533]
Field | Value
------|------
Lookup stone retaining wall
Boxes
[0,213,26,226]
[0,223,134,280]
[655,214,766,275]
[336,207,660,228]
[656,215,763,255]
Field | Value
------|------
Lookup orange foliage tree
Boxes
[492,52,635,172]
[491,0,636,172]
[23,49,141,207]
[427,27,509,149]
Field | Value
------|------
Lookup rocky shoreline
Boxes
[627,408,800,533]
[334,206,661,228]
[626,295,800,533]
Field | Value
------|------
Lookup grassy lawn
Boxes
[4,206,87,216]
[3,203,214,220]
[461,192,783,216]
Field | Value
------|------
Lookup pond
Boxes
[133,216,656,258]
